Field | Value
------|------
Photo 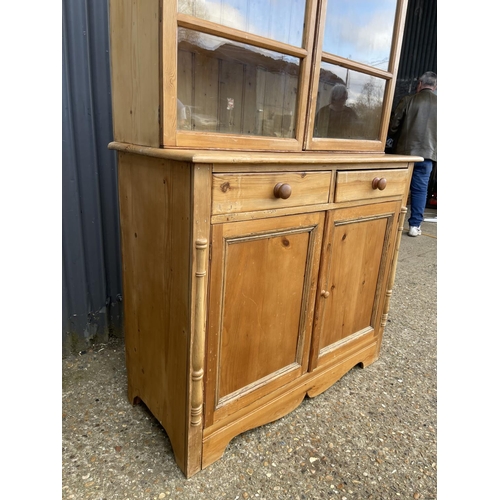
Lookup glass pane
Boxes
[322,0,398,70]
[313,62,385,140]
[177,28,300,138]
[178,0,306,47]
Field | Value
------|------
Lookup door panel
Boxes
[219,230,309,398]
[320,216,386,348]
[205,212,324,426]
[310,201,400,370]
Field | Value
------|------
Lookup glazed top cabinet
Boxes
[108,0,422,478]
[109,0,408,153]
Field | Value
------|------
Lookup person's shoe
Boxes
[408,226,422,237]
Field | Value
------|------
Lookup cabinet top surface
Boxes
[108,142,423,166]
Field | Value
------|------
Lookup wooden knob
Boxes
[274,183,292,199]
[372,177,387,190]
[321,290,330,298]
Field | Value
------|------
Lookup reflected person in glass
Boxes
[314,83,358,139]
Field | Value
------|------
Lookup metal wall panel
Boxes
[62,0,122,356]
[392,0,437,109]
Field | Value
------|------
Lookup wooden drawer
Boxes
[212,171,331,215]
[334,168,409,203]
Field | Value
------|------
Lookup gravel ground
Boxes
[62,211,437,500]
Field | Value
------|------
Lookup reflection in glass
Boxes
[178,0,306,47]
[313,62,385,140]
[322,0,398,70]
[177,28,300,138]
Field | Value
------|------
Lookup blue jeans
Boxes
[408,160,433,228]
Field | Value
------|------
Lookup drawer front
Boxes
[212,171,331,215]
[335,168,409,203]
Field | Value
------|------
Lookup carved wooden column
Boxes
[191,238,208,426]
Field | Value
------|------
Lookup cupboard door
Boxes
[205,212,324,426]
[310,201,400,370]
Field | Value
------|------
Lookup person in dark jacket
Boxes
[389,71,437,237]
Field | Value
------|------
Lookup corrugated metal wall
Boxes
[393,0,437,109]
[62,0,122,356]
[61,0,437,356]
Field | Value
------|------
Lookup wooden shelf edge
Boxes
[108,142,423,165]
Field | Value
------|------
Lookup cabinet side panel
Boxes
[118,152,191,469]
[109,0,160,146]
